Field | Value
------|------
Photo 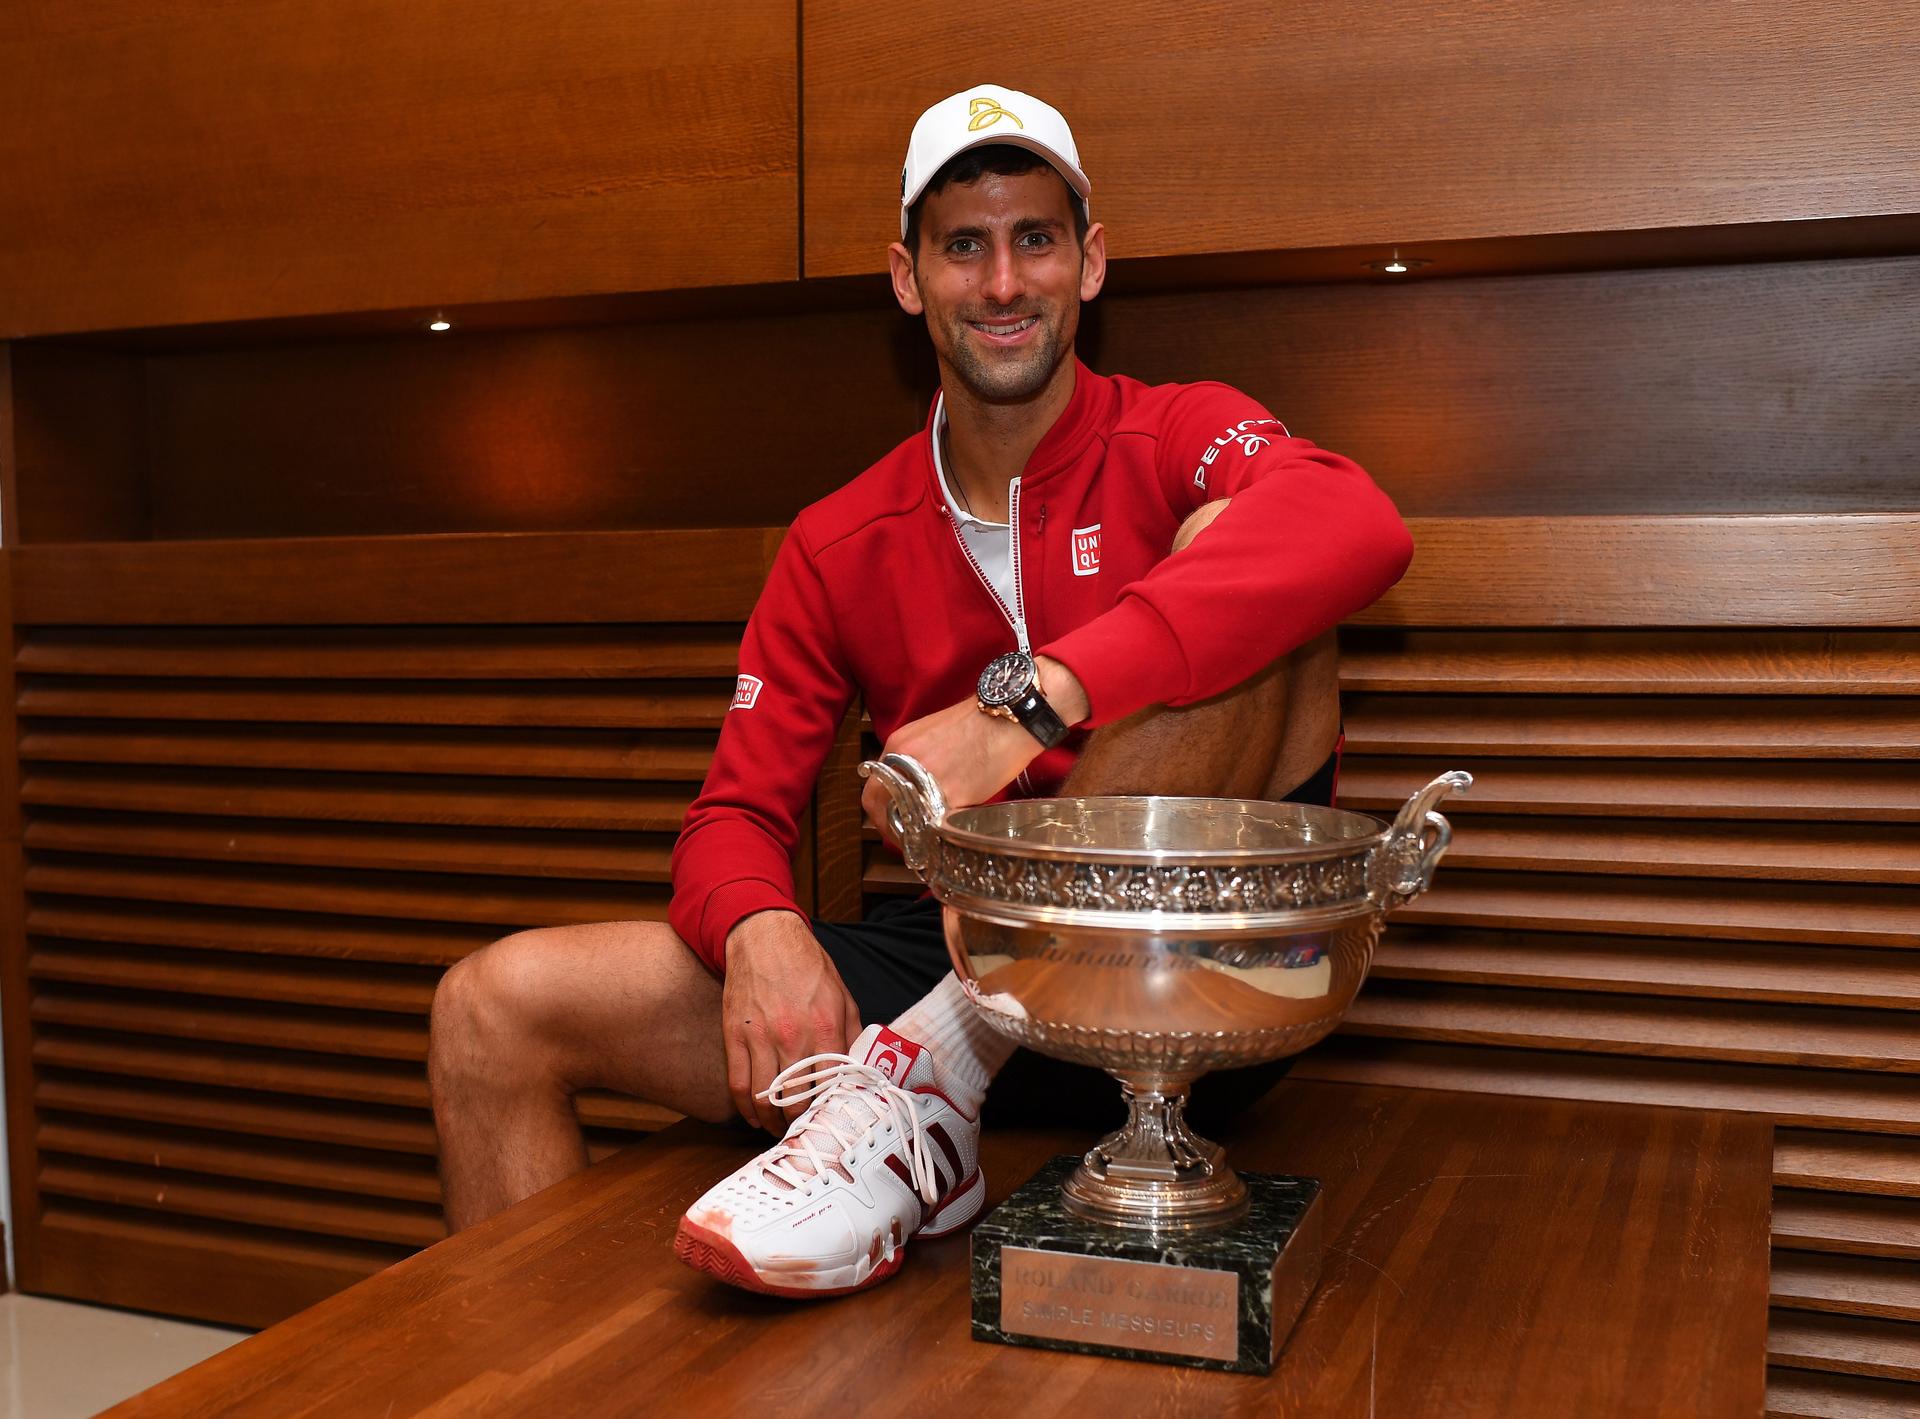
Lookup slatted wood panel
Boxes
[2,532,785,1326]
[1314,524,1920,1417]
[851,516,1920,1415]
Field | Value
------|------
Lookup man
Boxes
[428,85,1411,1299]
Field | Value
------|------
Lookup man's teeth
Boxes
[974,317,1037,335]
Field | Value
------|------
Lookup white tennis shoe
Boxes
[674,1023,984,1297]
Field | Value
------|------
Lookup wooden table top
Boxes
[108,1081,1772,1417]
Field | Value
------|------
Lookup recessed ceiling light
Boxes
[1365,252,1431,275]
[427,316,452,332]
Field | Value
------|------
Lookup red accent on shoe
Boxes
[673,1216,906,1300]
[880,1151,918,1215]
[881,1146,965,1224]
[920,1169,984,1239]
[926,1121,965,1183]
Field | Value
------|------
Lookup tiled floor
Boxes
[0,1294,246,1418]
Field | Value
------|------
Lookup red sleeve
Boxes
[1038,383,1412,727]
[669,529,856,973]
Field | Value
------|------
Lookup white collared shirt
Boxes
[931,398,1016,614]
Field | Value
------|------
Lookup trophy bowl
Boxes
[859,754,1471,1233]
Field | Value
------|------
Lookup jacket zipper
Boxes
[943,476,1039,796]
[945,477,1030,655]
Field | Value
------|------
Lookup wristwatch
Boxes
[976,650,1069,750]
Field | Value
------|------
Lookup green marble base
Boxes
[969,1156,1322,1374]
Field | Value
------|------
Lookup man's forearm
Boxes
[725,907,813,956]
[1035,655,1090,727]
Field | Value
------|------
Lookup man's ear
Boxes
[1078,222,1108,304]
[887,241,925,316]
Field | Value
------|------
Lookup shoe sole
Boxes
[674,1169,986,1298]
[673,1216,906,1299]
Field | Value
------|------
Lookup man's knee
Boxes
[429,929,570,1084]
[1171,496,1231,553]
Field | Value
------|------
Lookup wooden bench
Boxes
[105,1080,1772,1417]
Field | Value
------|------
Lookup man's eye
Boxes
[1019,232,1053,247]
[949,238,981,255]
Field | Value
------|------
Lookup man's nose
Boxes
[982,242,1024,307]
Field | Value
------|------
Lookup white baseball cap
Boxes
[900,84,1092,239]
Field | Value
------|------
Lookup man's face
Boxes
[888,168,1107,404]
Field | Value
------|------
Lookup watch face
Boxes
[978,651,1034,707]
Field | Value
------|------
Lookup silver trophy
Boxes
[859,754,1470,1370]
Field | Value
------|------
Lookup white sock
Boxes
[892,972,1015,1114]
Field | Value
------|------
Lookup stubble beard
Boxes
[940,305,1070,404]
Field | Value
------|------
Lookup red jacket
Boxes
[669,361,1413,972]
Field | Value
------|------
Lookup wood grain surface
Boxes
[1355,516,1920,627]
[103,1082,1773,1418]
[1336,630,1920,697]
[8,529,782,624]
[0,0,798,336]
[16,515,1915,634]
[1765,1366,1920,1418]
[803,0,1920,275]
[1088,257,1920,519]
[1774,1133,1920,1199]
[134,305,923,540]
[17,254,1914,544]
[3,346,146,541]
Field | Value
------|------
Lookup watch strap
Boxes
[1007,684,1070,750]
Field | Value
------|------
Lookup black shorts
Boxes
[813,747,1340,1133]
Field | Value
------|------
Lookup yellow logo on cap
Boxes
[967,97,1024,131]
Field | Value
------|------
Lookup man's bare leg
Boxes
[428,919,734,1231]
[1063,499,1342,801]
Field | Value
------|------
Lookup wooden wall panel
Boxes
[1294,529,1915,1416]
[17,254,1914,545]
[0,560,40,1294]
[8,303,931,544]
[803,0,1920,276]
[4,346,150,543]
[1087,256,1920,518]
[0,1,798,337]
[135,307,927,540]
[2,532,788,1326]
[1366,516,1920,627]
[9,529,780,625]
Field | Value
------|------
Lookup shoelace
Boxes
[754,1053,940,1204]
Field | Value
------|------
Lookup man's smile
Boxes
[966,313,1040,344]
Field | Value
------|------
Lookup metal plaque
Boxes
[999,1247,1239,1364]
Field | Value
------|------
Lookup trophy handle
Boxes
[1373,770,1473,910]
[857,752,949,878]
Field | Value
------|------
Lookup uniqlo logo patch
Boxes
[862,1027,923,1084]
[731,674,763,710]
[1070,523,1102,576]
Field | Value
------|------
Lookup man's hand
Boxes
[720,910,863,1133]
[863,656,1089,838]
